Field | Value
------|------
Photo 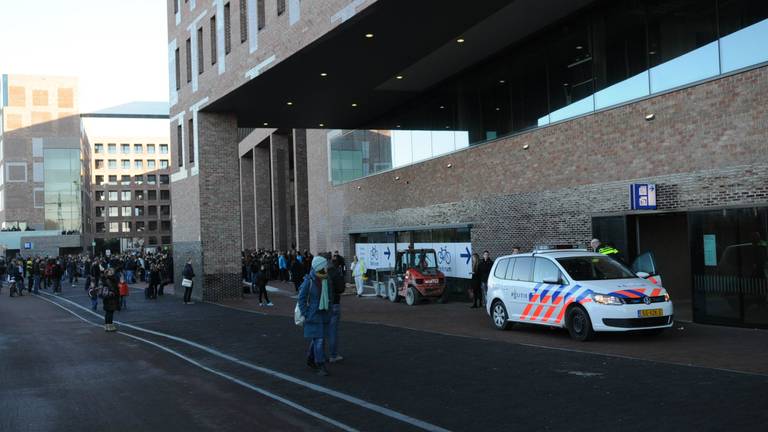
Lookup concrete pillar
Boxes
[240,151,256,250]
[173,112,242,302]
[253,139,273,249]
[293,129,310,251]
[270,132,291,251]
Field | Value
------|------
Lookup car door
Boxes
[631,251,662,286]
[489,258,511,309]
[507,257,536,321]
[532,257,569,325]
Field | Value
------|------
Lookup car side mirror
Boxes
[636,271,650,279]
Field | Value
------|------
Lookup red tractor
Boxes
[387,248,446,306]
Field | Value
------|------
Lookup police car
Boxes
[486,246,673,341]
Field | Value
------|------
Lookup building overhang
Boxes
[204,0,596,129]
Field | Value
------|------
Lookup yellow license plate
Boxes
[638,309,663,318]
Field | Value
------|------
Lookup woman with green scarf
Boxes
[298,255,332,376]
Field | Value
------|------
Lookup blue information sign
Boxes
[629,183,657,210]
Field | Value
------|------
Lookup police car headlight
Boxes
[591,294,624,305]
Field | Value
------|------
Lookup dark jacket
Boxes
[182,263,195,280]
[478,258,494,284]
[328,266,345,304]
[102,276,120,312]
[290,259,305,284]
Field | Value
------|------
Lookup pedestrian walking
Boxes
[118,277,129,310]
[470,253,482,308]
[101,269,120,332]
[88,282,99,311]
[478,251,494,307]
[182,258,195,304]
[351,256,365,297]
[298,255,332,376]
[255,265,273,306]
[328,256,345,363]
[290,255,305,292]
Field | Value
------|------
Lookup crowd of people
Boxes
[0,251,175,332]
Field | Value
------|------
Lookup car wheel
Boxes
[387,280,400,303]
[491,300,511,330]
[405,286,420,306]
[566,306,595,341]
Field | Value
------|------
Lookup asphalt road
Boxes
[1,283,767,432]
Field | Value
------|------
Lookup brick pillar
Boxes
[270,132,291,251]
[293,129,310,251]
[253,139,273,249]
[240,151,256,250]
[179,111,242,301]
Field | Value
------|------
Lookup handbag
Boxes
[294,303,305,326]
[181,278,193,288]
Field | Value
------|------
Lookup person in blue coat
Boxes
[298,255,332,376]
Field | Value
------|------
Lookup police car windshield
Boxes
[556,256,637,281]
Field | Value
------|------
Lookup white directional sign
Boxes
[355,242,473,279]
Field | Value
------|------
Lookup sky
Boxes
[0,0,169,113]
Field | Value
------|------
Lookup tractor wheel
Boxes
[405,286,420,306]
[387,280,400,303]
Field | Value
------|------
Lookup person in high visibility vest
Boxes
[351,256,366,297]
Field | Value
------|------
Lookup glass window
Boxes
[147,144,156,154]
[121,144,130,154]
[161,220,171,231]
[108,144,117,154]
[159,144,169,154]
[149,221,158,232]
[148,160,156,169]
[160,175,169,185]
[718,0,768,73]
[135,160,144,169]
[149,236,158,245]
[134,144,143,154]
[121,160,130,169]
[147,175,157,185]
[545,21,595,123]
[94,144,103,153]
[135,221,145,232]
[96,222,105,232]
[135,175,144,184]
[121,175,131,185]
[161,205,171,216]
[494,258,510,279]
[135,190,145,200]
[511,257,534,282]
[95,160,104,169]
[95,207,105,217]
[121,206,131,217]
[160,160,169,169]
[108,159,117,169]
[593,0,650,109]
[121,221,131,232]
[121,191,131,201]
[647,0,719,94]
[533,258,564,284]
[108,206,119,217]
[109,222,119,233]
[148,205,157,216]
[107,175,117,184]
[148,190,157,200]
[160,190,170,200]
[95,191,105,201]
[134,206,144,217]
[108,191,118,201]
[161,235,172,245]
[556,256,636,280]
[95,175,104,185]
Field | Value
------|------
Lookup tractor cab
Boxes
[387,248,446,305]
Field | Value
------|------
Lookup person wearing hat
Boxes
[297,255,333,376]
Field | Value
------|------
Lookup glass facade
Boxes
[329,0,768,184]
[690,207,768,328]
[43,148,81,231]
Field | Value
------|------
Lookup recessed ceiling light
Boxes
[319,123,325,127]
[645,113,656,121]
[457,38,465,43]
[263,122,269,126]
[499,79,506,84]
[396,75,403,80]
[365,33,374,38]
[576,45,583,50]
[287,101,294,106]
[351,103,358,107]
[522,144,530,150]
[396,125,401,128]
[649,50,657,55]
[445,126,450,129]
[439,105,445,109]
[320,72,328,77]
[446,163,453,168]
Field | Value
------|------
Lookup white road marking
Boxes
[38,292,452,432]
[35,294,358,432]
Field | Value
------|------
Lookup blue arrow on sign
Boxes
[460,247,471,264]
[384,246,391,260]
